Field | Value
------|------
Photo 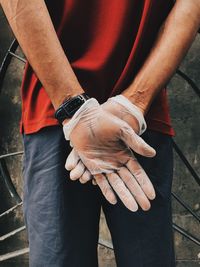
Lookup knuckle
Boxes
[118,167,127,177]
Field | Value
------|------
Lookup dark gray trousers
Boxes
[22,126,175,267]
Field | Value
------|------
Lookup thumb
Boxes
[120,125,156,157]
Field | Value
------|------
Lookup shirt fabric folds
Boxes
[20,0,175,136]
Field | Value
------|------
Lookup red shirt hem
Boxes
[20,118,60,135]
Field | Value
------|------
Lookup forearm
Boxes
[0,0,84,110]
[122,0,200,114]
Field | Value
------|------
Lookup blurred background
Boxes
[0,6,200,267]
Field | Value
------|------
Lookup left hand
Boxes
[66,148,156,211]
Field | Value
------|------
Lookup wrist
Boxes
[55,93,90,124]
[53,90,84,110]
[121,91,147,115]
[108,94,147,135]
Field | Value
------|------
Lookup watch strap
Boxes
[55,93,90,123]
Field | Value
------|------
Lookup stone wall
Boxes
[0,7,199,267]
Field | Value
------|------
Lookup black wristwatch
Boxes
[55,93,90,124]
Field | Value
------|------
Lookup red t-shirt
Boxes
[20,0,175,136]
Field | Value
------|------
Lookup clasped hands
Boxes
[63,95,156,212]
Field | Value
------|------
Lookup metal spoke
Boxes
[0,248,29,262]
[0,202,23,219]
[172,193,200,222]
[8,51,26,63]
[0,39,19,90]
[172,140,200,186]
[0,151,24,160]
[0,159,22,203]
[176,69,200,98]
[0,226,26,241]
[173,224,200,246]
[98,239,114,250]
